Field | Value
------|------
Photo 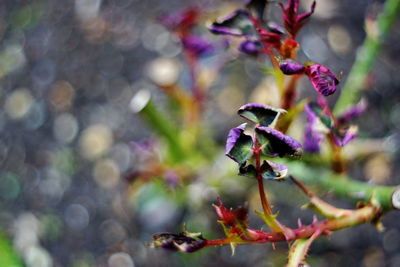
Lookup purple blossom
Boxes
[255,126,302,157]
[238,103,285,126]
[303,103,327,153]
[225,123,247,155]
[305,64,339,96]
[333,126,358,147]
[337,99,367,125]
[261,160,288,180]
[239,39,263,56]
[279,59,305,75]
[182,36,215,57]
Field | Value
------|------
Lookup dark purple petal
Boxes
[337,99,367,126]
[305,64,339,96]
[261,160,288,180]
[333,126,358,147]
[238,103,285,126]
[225,123,246,154]
[182,36,215,57]
[279,59,305,75]
[225,123,254,164]
[255,126,302,157]
[152,232,206,253]
[303,104,327,153]
[209,10,256,37]
[239,39,263,56]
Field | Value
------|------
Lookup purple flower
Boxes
[333,126,358,147]
[261,160,288,180]
[279,0,316,38]
[238,103,285,127]
[239,39,263,56]
[303,103,328,153]
[337,99,367,125]
[209,10,256,37]
[255,126,302,157]
[305,64,339,96]
[279,59,305,75]
[225,123,254,164]
[182,36,215,57]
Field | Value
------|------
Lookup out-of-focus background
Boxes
[1,0,400,266]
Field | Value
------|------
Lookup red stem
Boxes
[254,143,273,215]
[205,203,381,248]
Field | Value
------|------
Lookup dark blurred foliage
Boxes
[0,0,400,266]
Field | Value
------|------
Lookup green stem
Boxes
[288,161,397,211]
[132,90,185,162]
[334,0,400,114]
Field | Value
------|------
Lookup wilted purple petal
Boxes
[303,103,326,153]
[279,59,305,75]
[337,99,367,125]
[225,123,254,164]
[225,123,246,155]
[305,64,339,96]
[333,126,358,147]
[261,160,288,180]
[182,36,215,57]
[239,39,263,56]
[152,232,206,253]
[238,103,285,126]
[255,126,302,157]
[209,10,256,37]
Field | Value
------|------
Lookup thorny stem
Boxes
[204,198,382,248]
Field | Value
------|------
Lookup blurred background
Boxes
[1,0,400,266]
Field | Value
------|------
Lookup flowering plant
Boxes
[130,0,400,265]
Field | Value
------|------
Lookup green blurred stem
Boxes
[334,0,400,114]
[288,162,397,211]
[138,98,185,162]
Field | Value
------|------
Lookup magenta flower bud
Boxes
[305,64,339,96]
[279,59,305,75]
